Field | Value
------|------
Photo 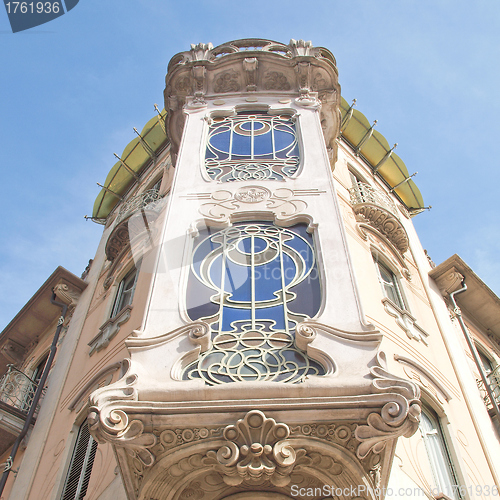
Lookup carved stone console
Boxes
[88,321,420,500]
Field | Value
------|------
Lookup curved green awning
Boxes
[340,97,424,212]
[92,109,168,220]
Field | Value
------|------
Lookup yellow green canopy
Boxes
[92,109,168,220]
[340,97,425,212]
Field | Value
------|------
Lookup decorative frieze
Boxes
[186,187,324,223]
[164,38,341,163]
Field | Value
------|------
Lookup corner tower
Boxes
[88,39,421,500]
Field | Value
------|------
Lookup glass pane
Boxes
[184,222,324,384]
[376,260,404,310]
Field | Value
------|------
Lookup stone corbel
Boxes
[355,357,421,459]
[432,267,465,297]
[0,339,25,365]
[243,57,258,91]
[203,410,301,487]
[382,299,429,345]
[294,61,312,100]
[53,281,83,312]
[88,305,132,356]
[88,361,157,467]
[318,89,341,166]
[191,65,207,107]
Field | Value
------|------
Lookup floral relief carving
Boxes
[234,186,271,203]
[175,76,191,93]
[106,224,130,261]
[204,410,302,487]
[264,71,291,91]
[191,187,322,223]
[214,70,241,93]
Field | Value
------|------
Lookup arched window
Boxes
[205,112,299,182]
[183,222,324,384]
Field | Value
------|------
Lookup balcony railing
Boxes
[477,365,500,412]
[0,365,39,414]
[116,189,162,225]
[349,182,399,218]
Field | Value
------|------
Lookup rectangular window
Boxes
[61,421,98,500]
[373,257,405,310]
[420,407,461,500]
[111,263,140,318]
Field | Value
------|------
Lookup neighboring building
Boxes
[0,38,499,500]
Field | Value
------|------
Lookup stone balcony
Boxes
[106,189,165,262]
[349,182,409,254]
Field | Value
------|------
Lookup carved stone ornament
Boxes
[264,71,291,91]
[188,187,324,223]
[204,410,298,487]
[88,305,132,356]
[164,38,340,164]
[53,281,83,311]
[88,362,157,468]
[382,299,429,345]
[87,317,420,498]
[355,357,421,459]
[432,267,465,297]
[352,203,409,254]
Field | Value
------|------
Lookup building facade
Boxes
[0,39,499,500]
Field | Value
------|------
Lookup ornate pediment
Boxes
[164,38,341,165]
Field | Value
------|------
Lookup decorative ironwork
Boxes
[183,222,324,384]
[0,365,40,414]
[349,182,398,217]
[205,113,299,182]
[115,189,162,225]
[477,365,500,411]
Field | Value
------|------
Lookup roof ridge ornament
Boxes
[289,38,319,58]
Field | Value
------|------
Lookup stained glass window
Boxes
[205,112,300,182]
[183,222,325,385]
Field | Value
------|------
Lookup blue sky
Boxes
[1,0,499,330]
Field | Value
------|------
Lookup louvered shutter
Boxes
[61,421,98,500]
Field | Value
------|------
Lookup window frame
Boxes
[419,405,462,500]
[372,254,407,311]
[59,419,98,500]
[110,261,141,319]
[203,108,301,183]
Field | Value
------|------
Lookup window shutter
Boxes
[61,421,98,500]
